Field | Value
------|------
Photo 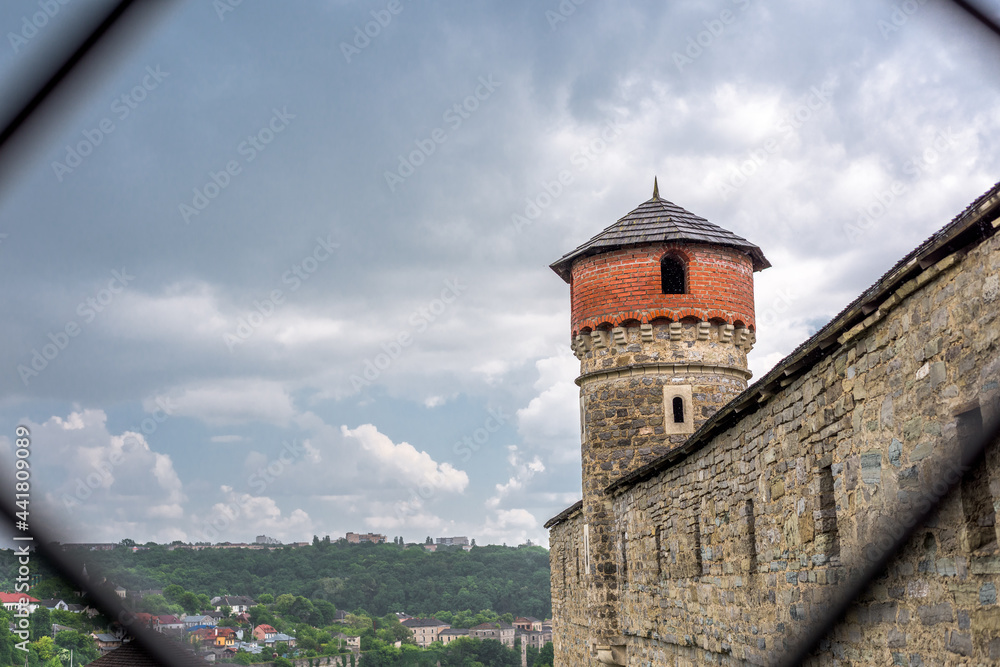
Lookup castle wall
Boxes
[570,243,756,336]
[575,321,755,657]
[579,321,753,473]
[549,508,596,666]
[550,217,1000,664]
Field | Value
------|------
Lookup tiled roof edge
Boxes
[543,499,583,529]
[606,179,1000,495]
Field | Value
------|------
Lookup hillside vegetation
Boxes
[10,540,551,620]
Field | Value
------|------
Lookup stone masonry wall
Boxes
[550,219,1000,665]
[576,320,754,658]
[550,509,594,666]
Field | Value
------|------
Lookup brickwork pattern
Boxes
[550,229,1000,665]
[569,243,756,337]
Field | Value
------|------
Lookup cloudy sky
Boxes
[0,0,999,548]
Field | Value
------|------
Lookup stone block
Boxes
[981,582,997,605]
[945,631,972,656]
[888,438,902,467]
[972,607,1000,633]
[910,440,934,461]
[861,451,882,485]
[970,555,1000,574]
[916,602,952,625]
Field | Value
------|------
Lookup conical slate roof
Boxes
[550,180,770,282]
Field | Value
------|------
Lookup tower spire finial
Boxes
[653,176,659,199]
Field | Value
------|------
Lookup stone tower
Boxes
[549,179,769,664]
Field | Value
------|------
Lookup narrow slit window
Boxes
[620,531,628,580]
[654,525,664,577]
[661,255,686,294]
[672,396,684,423]
[692,517,703,576]
[817,465,840,558]
[959,408,995,551]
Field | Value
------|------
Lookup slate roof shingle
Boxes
[550,186,770,282]
[402,617,448,628]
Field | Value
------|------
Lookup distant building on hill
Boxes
[0,593,40,614]
[345,532,386,544]
[211,595,255,613]
[435,536,469,546]
[439,628,470,645]
[255,535,280,545]
[514,616,543,632]
[470,622,516,647]
[401,618,450,647]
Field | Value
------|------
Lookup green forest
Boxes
[0,540,553,666]
[0,539,551,620]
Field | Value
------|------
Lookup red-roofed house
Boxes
[253,624,277,641]
[208,627,238,647]
[0,592,40,614]
[155,614,184,632]
[132,613,156,629]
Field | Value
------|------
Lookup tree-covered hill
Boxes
[9,541,551,620]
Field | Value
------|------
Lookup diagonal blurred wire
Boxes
[0,0,177,199]
[0,0,135,151]
[950,0,1000,39]
[0,500,210,666]
[0,0,997,665]
[775,4,1000,663]
[777,413,1000,666]
[0,1,187,662]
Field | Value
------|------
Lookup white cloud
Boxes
[195,487,314,544]
[147,379,297,426]
[364,498,446,534]
[210,434,244,443]
[515,350,580,463]
[22,410,188,543]
[108,282,230,342]
[486,446,546,508]
[3,1,999,550]
[472,360,511,385]
[272,316,345,346]
[51,412,87,430]
[477,507,540,546]
[495,508,538,529]
[341,424,468,494]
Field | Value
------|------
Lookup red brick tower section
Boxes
[569,242,756,336]
[549,180,769,666]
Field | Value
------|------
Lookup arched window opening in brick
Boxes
[672,396,684,423]
[661,255,686,294]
